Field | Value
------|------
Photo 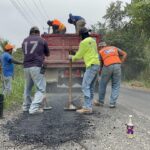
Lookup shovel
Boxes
[64,57,77,111]
[42,95,52,110]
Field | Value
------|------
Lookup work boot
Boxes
[76,108,92,114]
[23,108,29,113]
[29,108,43,115]
[93,100,104,106]
[109,104,116,108]
[43,106,52,110]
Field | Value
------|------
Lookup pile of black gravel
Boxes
[4,94,91,146]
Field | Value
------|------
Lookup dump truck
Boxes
[42,33,101,92]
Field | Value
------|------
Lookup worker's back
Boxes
[22,35,49,68]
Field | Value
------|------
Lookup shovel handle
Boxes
[68,52,72,106]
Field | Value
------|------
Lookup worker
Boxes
[47,19,66,34]
[68,27,100,114]
[94,42,127,108]
[0,44,22,95]
[68,13,86,34]
[22,26,50,114]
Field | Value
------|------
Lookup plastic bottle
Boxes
[126,115,134,138]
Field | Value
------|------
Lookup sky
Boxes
[0,0,131,48]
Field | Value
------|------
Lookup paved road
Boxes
[1,86,150,150]
[95,85,150,118]
[119,86,150,119]
[55,85,150,150]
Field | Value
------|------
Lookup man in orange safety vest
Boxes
[47,19,66,34]
[94,42,127,108]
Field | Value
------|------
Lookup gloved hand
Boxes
[68,55,73,60]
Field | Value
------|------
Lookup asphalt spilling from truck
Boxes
[3,94,92,147]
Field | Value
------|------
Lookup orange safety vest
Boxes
[52,19,65,31]
[99,46,121,66]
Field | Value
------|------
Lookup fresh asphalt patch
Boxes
[4,94,93,147]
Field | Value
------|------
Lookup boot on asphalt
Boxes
[93,100,104,106]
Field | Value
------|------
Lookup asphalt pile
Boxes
[4,95,90,147]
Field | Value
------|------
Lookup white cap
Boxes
[128,115,133,126]
[98,42,107,47]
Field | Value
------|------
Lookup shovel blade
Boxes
[64,104,77,111]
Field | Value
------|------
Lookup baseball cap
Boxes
[79,27,92,35]
[98,42,107,47]
[47,20,53,25]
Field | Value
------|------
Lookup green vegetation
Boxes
[92,0,150,88]
[0,39,8,52]
[4,70,24,109]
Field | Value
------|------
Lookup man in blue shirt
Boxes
[68,13,86,34]
[0,44,22,95]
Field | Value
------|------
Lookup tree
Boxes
[91,22,107,42]
[91,0,150,82]
[103,0,127,31]
[0,39,8,53]
[91,22,106,35]
[126,0,150,36]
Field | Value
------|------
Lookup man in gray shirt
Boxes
[22,26,50,114]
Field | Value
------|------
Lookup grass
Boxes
[123,67,150,89]
[1,65,24,110]
[123,80,145,88]
[123,79,150,89]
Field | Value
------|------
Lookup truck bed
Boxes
[42,33,100,68]
[42,33,101,90]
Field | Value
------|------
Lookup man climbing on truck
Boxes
[68,13,86,34]
[68,27,100,114]
[47,19,66,34]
